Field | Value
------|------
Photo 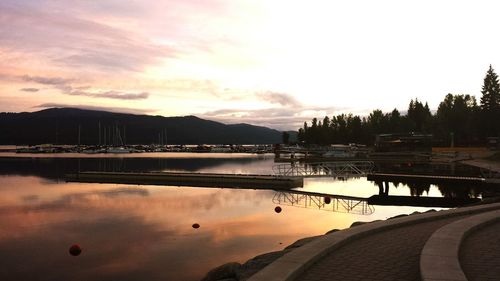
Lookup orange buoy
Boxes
[192,223,200,229]
[69,244,82,256]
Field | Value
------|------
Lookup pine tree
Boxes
[480,65,500,111]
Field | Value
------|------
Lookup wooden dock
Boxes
[367,173,486,184]
[66,171,303,189]
[367,195,481,207]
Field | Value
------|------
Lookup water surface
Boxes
[0,154,483,281]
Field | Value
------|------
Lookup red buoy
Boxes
[324,196,331,204]
[69,244,82,256]
[274,206,282,213]
[192,223,200,229]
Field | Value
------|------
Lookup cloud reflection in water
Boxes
[0,175,355,281]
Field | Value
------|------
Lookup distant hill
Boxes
[0,108,295,145]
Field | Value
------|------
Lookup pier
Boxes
[66,171,303,189]
[367,195,481,207]
[367,172,487,184]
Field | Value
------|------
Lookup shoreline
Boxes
[201,198,500,281]
[201,158,500,281]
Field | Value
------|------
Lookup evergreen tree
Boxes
[282,131,290,144]
[408,98,432,132]
[480,65,500,111]
[480,65,500,137]
[297,128,304,143]
[436,94,478,145]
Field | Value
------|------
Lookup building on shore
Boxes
[375,133,433,152]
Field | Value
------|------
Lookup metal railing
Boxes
[273,161,374,178]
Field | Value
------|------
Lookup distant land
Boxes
[0,108,296,145]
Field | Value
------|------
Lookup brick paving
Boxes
[297,216,466,281]
[460,221,500,281]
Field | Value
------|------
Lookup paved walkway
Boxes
[460,220,500,281]
[297,216,466,281]
[248,203,500,281]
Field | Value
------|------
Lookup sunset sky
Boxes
[1,0,500,130]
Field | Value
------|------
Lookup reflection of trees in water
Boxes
[436,183,482,199]
[374,162,482,177]
[407,182,431,197]
[372,179,482,198]
[373,180,431,196]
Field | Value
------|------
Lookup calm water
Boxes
[0,153,485,281]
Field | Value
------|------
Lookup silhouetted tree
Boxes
[297,128,305,143]
[436,94,478,145]
[297,65,500,146]
[282,131,290,144]
[480,65,500,111]
[479,65,500,137]
[408,99,432,132]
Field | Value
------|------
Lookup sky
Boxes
[1,0,500,130]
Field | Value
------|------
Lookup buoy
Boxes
[192,223,200,229]
[324,196,331,204]
[69,244,82,256]
[274,206,282,213]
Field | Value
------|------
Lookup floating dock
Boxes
[66,171,303,189]
[367,173,486,184]
[367,195,481,208]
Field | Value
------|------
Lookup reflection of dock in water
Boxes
[66,171,303,189]
[272,190,375,215]
[273,188,483,214]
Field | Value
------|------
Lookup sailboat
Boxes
[106,125,132,153]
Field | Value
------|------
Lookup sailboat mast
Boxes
[98,121,101,145]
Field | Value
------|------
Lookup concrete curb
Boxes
[247,202,500,281]
[420,209,500,281]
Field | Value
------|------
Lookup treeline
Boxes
[297,65,500,146]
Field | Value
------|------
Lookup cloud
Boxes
[201,106,350,131]
[21,75,149,100]
[0,2,177,72]
[199,89,362,130]
[35,103,155,115]
[20,88,39,92]
[68,89,150,100]
[21,75,72,85]
[255,91,301,107]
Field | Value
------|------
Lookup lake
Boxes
[0,153,484,281]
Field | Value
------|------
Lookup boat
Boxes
[106,147,132,154]
[322,144,355,158]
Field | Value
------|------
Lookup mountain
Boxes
[0,108,291,145]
